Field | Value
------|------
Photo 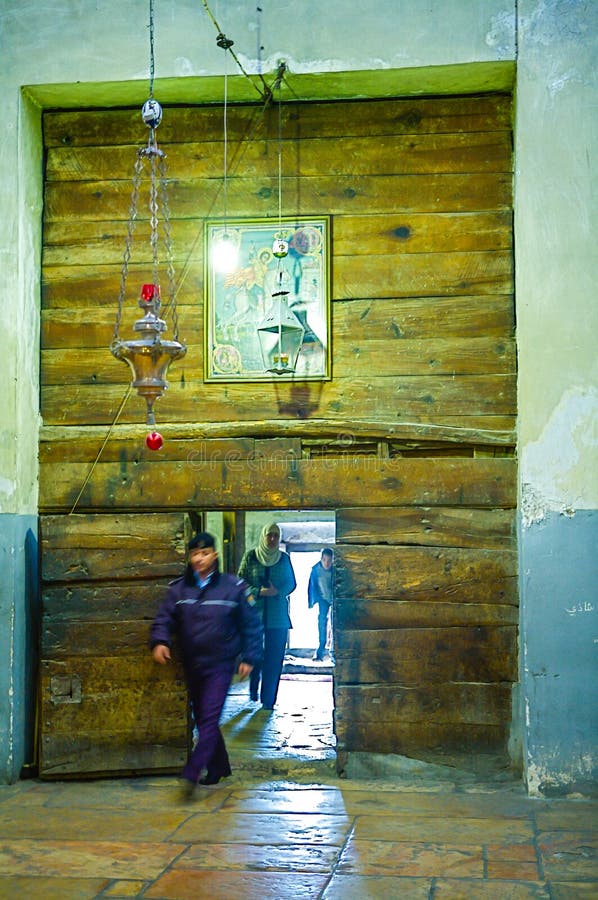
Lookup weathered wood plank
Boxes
[40,295,514,347]
[42,618,166,655]
[42,263,203,309]
[335,600,518,629]
[40,511,188,549]
[45,130,512,183]
[39,436,300,465]
[333,212,512,256]
[39,731,187,777]
[335,682,512,725]
[41,336,516,385]
[41,211,512,268]
[41,303,200,348]
[336,506,515,549]
[335,721,508,754]
[42,581,167,621]
[40,653,182,685]
[335,544,517,603]
[335,626,518,684]
[43,95,512,147]
[39,685,187,735]
[38,422,517,471]
[44,173,513,222]
[334,249,513,299]
[38,456,516,512]
[40,373,516,427]
[42,550,181,583]
[38,655,186,773]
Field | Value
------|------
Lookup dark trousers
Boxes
[183,661,235,783]
[317,600,332,653]
[249,660,261,700]
[260,627,288,708]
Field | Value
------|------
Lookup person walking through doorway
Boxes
[308,547,334,661]
[150,532,263,797]
[238,522,297,709]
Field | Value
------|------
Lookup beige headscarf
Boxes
[255,522,281,567]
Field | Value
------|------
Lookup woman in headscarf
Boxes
[238,522,297,709]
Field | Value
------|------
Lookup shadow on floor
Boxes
[222,666,519,789]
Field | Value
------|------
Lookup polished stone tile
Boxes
[550,883,598,898]
[175,841,340,872]
[338,837,483,877]
[538,830,598,880]
[536,803,598,832]
[0,806,192,842]
[487,843,538,861]
[0,875,109,899]
[169,810,351,845]
[221,786,350,814]
[433,880,551,898]
[487,861,541,880]
[8,777,226,813]
[144,869,328,898]
[337,789,535,819]
[352,813,534,844]
[322,874,432,898]
[103,880,149,897]
[0,839,185,880]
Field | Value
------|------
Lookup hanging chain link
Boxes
[157,151,180,340]
[148,134,161,290]
[112,124,180,342]
[112,150,144,344]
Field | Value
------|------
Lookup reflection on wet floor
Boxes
[221,672,337,778]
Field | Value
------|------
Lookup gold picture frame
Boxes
[204,216,331,381]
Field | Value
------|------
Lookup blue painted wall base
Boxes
[0,514,39,784]
[521,509,598,796]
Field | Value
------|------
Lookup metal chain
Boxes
[112,150,144,344]
[148,138,160,290]
[148,0,155,98]
[157,151,180,340]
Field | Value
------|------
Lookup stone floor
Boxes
[0,674,596,899]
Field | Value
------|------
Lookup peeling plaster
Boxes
[526,752,596,798]
[0,476,16,505]
[486,10,516,55]
[520,0,595,48]
[521,386,598,521]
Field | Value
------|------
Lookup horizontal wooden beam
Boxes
[38,456,516,512]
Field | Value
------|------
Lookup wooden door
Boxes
[334,505,517,770]
[39,512,191,778]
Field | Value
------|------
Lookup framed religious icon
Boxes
[204,216,331,381]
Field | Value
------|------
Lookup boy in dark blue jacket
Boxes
[150,532,263,795]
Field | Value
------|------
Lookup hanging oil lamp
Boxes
[110,97,186,427]
[255,63,305,376]
[257,238,305,374]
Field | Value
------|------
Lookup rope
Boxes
[68,385,133,515]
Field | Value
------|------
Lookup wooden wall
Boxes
[39,513,190,777]
[39,93,516,771]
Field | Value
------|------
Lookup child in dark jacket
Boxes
[150,532,263,794]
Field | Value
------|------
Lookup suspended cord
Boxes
[148,0,155,97]
[201,0,271,101]
[68,384,133,515]
[174,8,290,299]
[216,31,233,226]
[277,79,283,231]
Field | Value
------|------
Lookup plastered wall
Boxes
[514,0,597,795]
[0,0,595,793]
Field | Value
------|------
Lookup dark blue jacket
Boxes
[150,567,263,670]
